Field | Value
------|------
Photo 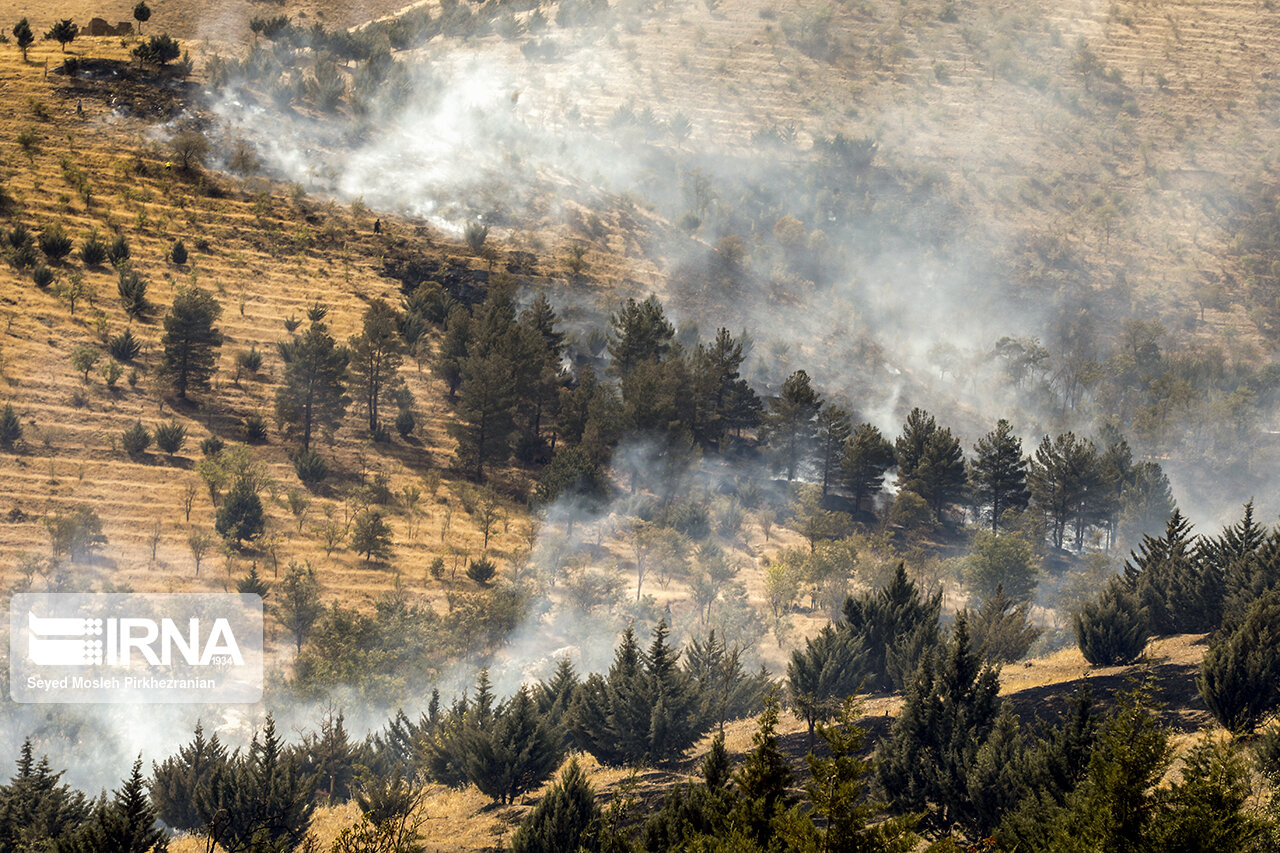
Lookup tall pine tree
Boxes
[971,418,1031,533]
[159,285,223,400]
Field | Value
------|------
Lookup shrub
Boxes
[0,403,22,449]
[107,233,130,266]
[134,33,181,67]
[243,413,268,443]
[108,328,142,361]
[37,224,73,260]
[170,239,187,265]
[395,407,415,438]
[81,230,108,265]
[216,476,265,543]
[117,268,148,317]
[464,221,489,251]
[1199,591,1280,734]
[510,760,599,853]
[292,449,328,488]
[200,434,225,457]
[467,556,497,585]
[11,242,39,269]
[153,419,187,454]
[122,420,151,455]
[31,265,53,287]
[1075,580,1149,666]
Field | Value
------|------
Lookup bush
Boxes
[464,221,489,251]
[243,413,268,443]
[117,268,148,317]
[1199,591,1280,734]
[200,434,224,457]
[170,239,187,265]
[122,420,151,455]
[1075,580,1149,666]
[7,223,31,250]
[107,328,142,361]
[395,407,415,438]
[467,556,497,585]
[0,403,22,449]
[134,33,181,67]
[292,449,328,488]
[37,224,72,261]
[510,760,599,853]
[107,233,130,266]
[10,242,39,270]
[80,230,108,265]
[153,419,187,454]
[216,476,265,543]
[31,265,53,287]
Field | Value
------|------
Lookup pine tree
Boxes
[515,293,567,454]
[1123,510,1219,635]
[894,407,967,519]
[275,316,350,452]
[569,622,708,765]
[842,563,942,692]
[150,722,228,833]
[59,757,167,853]
[972,418,1031,533]
[729,694,796,849]
[450,290,520,481]
[1029,431,1100,551]
[787,624,867,747]
[1198,591,1280,734]
[46,19,77,52]
[348,299,403,436]
[350,509,392,563]
[640,733,735,850]
[1075,579,1149,666]
[295,710,363,803]
[537,656,580,722]
[841,422,896,516]
[968,583,1043,663]
[0,402,23,449]
[876,615,1000,834]
[435,306,471,399]
[462,688,563,804]
[816,403,853,495]
[0,740,91,851]
[159,285,224,400]
[689,327,759,449]
[199,715,315,853]
[276,561,323,653]
[13,19,33,61]
[683,630,773,734]
[510,759,600,853]
[607,294,674,376]
[762,370,823,481]
[215,475,264,544]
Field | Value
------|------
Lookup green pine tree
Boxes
[159,285,224,400]
[972,418,1031,533]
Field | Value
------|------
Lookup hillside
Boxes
[3,1,1280,850]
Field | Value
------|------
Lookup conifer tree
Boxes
[689,327,760,449]
[462,688,563,804]
[215,475,264,544]
[968,583,1043,664]
[59,757,167,853]
[842,563,942,692]
[150,722,228,833]
[728,694,796,849]
[607,294,674,376]
[762,370,823,481]
[1074,579,1148,666]
[787,624,867,747]
[816,403,852,495]
[894,407,967,519]
[275,314,349,452]
[0,740,90,851]
[1028,431,1100,550]
[972,418,1031,533]
[435,306,471,399]
[0,402,23,449]
[198,714,315,853]
[13,19,33,61]
[684,630,772,734]
[159,286,224,400]
[876,616,1001,834]
[1123,510,1220,634]
[1198,591,1280,734]
[451,289,520,481]
[510,759,600,853]
[841,422,896,516]
[348,299,403,437]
